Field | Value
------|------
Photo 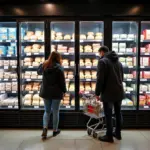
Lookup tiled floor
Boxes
[0,129,150,150]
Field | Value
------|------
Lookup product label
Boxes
[29,91,34,94]
[4,66,8,69]
[127,79,132,81]
[12,79,17,81]
[66,105,71,108]
[26,53,31,56]
[28,66,33,68]
[12,91,16,93]
[86,79,91,81]
[140,79,147,81]
[14,106,18,109]
[1,91,5,93]
[144,106,149,109]
[8,106,13,108]
[4,79,8,81]
[34,106,39,109]
[26,79,31,81]
[12,66,17,68]
[64,53,69,55]
[86,66,91,68]
[34,53,39,55]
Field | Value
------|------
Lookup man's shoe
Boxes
[113,132,122,140]
[99,135,114,143]
[41,128,47,139]
[53,129,61,137]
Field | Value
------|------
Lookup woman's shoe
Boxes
[53,129,61,137]
[41,128,47,139]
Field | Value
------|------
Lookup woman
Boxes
[37,51,66,139]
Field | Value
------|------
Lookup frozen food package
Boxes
[8,28,16,40]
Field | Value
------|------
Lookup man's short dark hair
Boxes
[98,46,109,53]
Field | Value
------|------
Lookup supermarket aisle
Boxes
[0,129,149,150]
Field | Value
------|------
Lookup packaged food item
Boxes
[0,28,7,40]
[113,34,119,40]
[8,46,15,55]
[128,34,135,39]
[8,28,16,40]
[80,34,86,40]
[120,34,127,39]
[143,29,150,40]
[0,46,7,55]
[64,34,71,40]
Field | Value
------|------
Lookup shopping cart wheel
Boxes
[87,128,92,136]
[93,132,97,138]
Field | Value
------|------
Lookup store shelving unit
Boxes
[112,21,138,110]
[139,21,150,110]
[0,22,18,110]
[79,21,104,108]
[51,22,75,110]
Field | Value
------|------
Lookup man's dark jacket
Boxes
[95,51,124,102]
[37,63,67,100]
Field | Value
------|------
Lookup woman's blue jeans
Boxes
[43,99,61,130]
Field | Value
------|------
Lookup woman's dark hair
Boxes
[43,51,62,70]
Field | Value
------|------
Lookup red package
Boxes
[133,47,136,53]
[143,29,150,40]
[143,71,150,79]
[140,47,146,53]
[139,95,146,106]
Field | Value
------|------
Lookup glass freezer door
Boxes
[0,22,18,109]
[51,22,75,110]
[20,21,45,109]
[112,21,138,110]
[79,21,104,109]
[139,21,150,110]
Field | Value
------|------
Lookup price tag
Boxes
[118,53,123,55]
[0,40,2,42]
[64,66,69,68]
[6,40,11,42]
[140,79,147,81]
[145,53,149,55]
[64,53,69,55]
[8,105,13,108]
[85,91,89,94]
[26,79,31,81]
[140,91,143,94]
[128,66,133,68]
[12,91,16,93]
[12,79,17,81]
[86,66,91,68]
[4,79,8,81]
[29,91,34,94]
[30,40,36,42]
[144,106,149,109]
[1,91,5,93]
[38,91,40,94]
[34,106,39,109]
[66,79,70,81]
[7,55,11,57]
[4,66,8,69]
[12,66,17,68]
[141,66,145,68]
[28,66,33,68]
[66,105,71,108]
[34,53,39,55]
[86,79,91,81]
[127,79,132,81]
[146,91,150,94]
[80,40,83,42]
[26,53,31,56]
[14,106,18,109]
[95,53,99,56]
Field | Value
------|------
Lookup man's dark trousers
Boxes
[103,101,123,137]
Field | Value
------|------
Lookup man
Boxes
[95,46,124,143]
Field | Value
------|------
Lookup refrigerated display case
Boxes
[112,21,138,110]
[139,21,150,110]
[0,22,18,109]
[20,22,45,109]
[51,22,75,110]
[79,21,104,108]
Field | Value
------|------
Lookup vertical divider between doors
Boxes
[136,21,141,112]
[104,17,112,51]
[17,21,21,111]
[75,21,79,111]
[45,20,50,60]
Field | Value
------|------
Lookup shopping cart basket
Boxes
[82,93,105,138]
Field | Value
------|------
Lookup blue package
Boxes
[7,46,15,55]
[0,46,7,55]
[0,28,7,40]
[21,28,25,40]
[8,28,16,40]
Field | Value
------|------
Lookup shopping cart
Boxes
[81,93,116,139]
[81,93,105,138]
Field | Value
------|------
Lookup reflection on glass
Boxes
[139,21,150,110]
[79,21,104,108]
[112,21,138,110]
[0,22,18,109]
[20,22,45,109]
[51,22,75,109]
